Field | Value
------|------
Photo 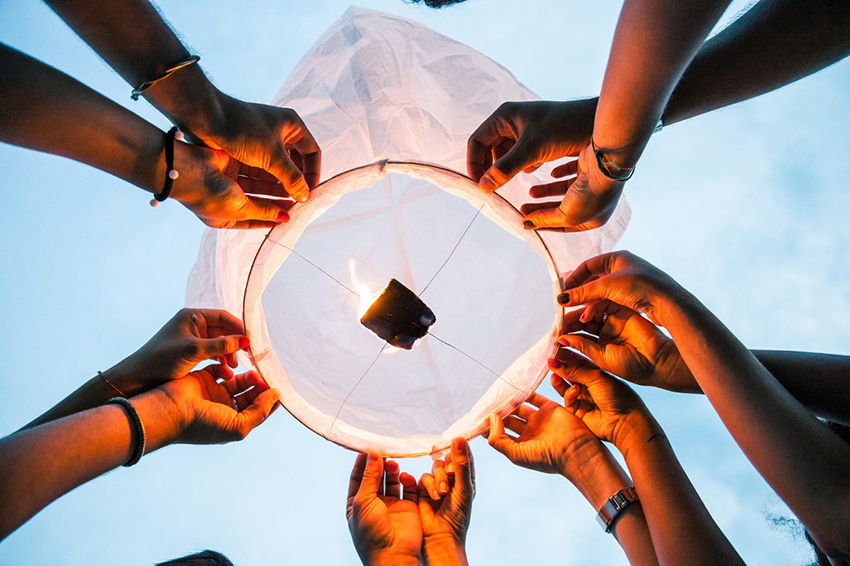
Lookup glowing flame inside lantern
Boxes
[348,258,401,353]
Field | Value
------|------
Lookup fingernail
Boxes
[479,176,497,192]
[558,336,569,346]
[277,211,290,223]
[439,481,448,494]
[446,463,454,474]
[569,384,580,393]
[522,220,535,230]
[270,400,281,415]
[453,437,467,452]
[557,293,570,305]
[548,358,562,370]
[239,336,250,350]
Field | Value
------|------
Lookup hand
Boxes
[156,363,281,445]
[347,454,422,566]
[549,358,657,450]
[168,139,297,230]
[187,96,321,204]
[520,143,624,232]
[417,438,474,563]
[467,99,596,191]
[557,251,687,327]
[486,392,608,480]
[559,300,700,393]
[102,309,251,398]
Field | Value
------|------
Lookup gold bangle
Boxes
[131,55,200,101]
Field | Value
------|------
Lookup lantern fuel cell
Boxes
[360,279,436,349]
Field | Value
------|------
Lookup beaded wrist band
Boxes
[591,138,635,183]
[150,127,183,207]
[106,397,146,467]
[130,55,200,101]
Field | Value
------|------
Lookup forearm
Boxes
[565,447,658,565]
[752,350,850,426]
[0,389,179,540]
[593,0,731,164]
[21,374,124,431]
[0,44,164,192]
[619,416,744,566]
[664,0,850,124]
[661,293,850,556]
[44,0,225,138]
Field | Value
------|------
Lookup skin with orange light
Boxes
[466,0,850,231]
[557,251,850,564]
[0,309,281,541]
[0,44,300,229]
[347,439,474,566]
[486,391,659,565]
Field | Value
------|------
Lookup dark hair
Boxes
[156,550,234,566]
[804,421,850,566]
[406,0,469,7]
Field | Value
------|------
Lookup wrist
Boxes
[561,441,632,511]
[613,412,665,459]
[143,63,227,142]
[423,534,467,566]
[129,387,186,453]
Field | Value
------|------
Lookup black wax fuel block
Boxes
[360,278,436,349]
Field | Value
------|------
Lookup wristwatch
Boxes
[596,487,639,533]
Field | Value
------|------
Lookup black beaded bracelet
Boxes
[106,397,146,467]
[150,126,183,207]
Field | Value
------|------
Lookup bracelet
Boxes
[130,55,200,101]
[591,138,635,182]
[596,486,639,533]
[150,127,183,207]
[653,117,664,134]
[105,397,146,467]
[97,371,125,398]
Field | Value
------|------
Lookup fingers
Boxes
[348,453,369,503]
[286,120,322,191]
[357,453,384,500]
[560,254,615,293]
[557,334,606,366]
[449,437,475,502]
[528,178,575,199]
[522,204,572,231]
[196,309,245,337]
[400,472,418,503]
[233,387,281,438]
[419,472,440,501]
[551,159,579,178]
[200,334,251,363]
[503,415,526,436]
[432,459,449,496]
[384,460,401,498]
[266,147,311,204]
[467,109,512,182]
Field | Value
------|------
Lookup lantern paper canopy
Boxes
[185,8,630,457]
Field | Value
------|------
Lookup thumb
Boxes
[480,138,537,192]
[487,413,518,461]
[233,192,291,225]
[557,280,608,309]
[235,387,280,438]
[267,149,311,203]
[558,334,607,367]
[449,437,474,502]
[200,334,250,359]
[522,205,569,230]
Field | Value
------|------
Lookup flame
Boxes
[348,258,401,354]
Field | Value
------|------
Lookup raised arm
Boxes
[548,364,744,566]
[0,364,280,540]
[560,251,850,563]
[558,300,850,426]
[663,0,850,124]
[0,44,294,228]
[43,0,321,201]
[487,392,658,565]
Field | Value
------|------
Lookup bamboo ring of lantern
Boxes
[242,160,565,458]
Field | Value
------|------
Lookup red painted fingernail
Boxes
[239,336,250,350]
[523,220,535,230]
[277,211,290,223]
[557,293,570,305]
[548,358,563,370]
[558,337,569,346]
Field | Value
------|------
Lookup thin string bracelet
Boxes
[105,397,146,467]
[98,371,125,398]
[130,55,200,101]
[150,126,183,207]
[591,137,635,183]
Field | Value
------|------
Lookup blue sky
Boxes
[1,0,849,564]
